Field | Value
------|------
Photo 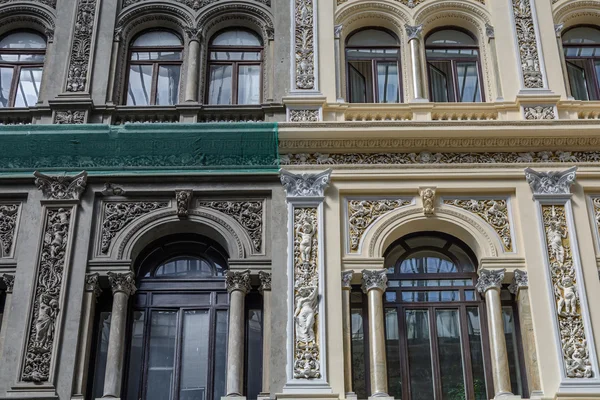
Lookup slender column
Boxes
[476,269,513,397]
[485,24,504,100]
[73,273,102,397]
[334,25,344,102]
[555,23,573,99]
[102,272,136,398]
[106,39,120,104]
[0,274,14,359]
[509,270,543,397]
[184,35,201,102]
[258,271,272,399]
[225,269,251,398]
[342,271,357,399]
[406,24,426,102]
[362,270,390,399]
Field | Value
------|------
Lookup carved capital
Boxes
[107,271,136,296]
[361,269,387,293]
[523,105,555,120]
[476,268,505,293]
[1,273,14,293]
[85,273,102,298]
[226,269,251,294]
[508,269,528,295]
[525,166,577,195]
[54,110,86,124]
[342,270,353,290]
[289,109,320,122]
[485,23,495,39]
[334,24,343,39]
[176,190,193,218]
[405,24,423,41]
[420,187,436,216]
[258,271,271,293]
[34,171,88,201]
[555,23,564,38]
[280,169,331,198]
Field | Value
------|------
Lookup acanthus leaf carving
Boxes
[512,0,544,88]
[294,0,315,90]
[108,271,136,296]
[34,171,88,201]
[65,0,97,92]
[361,269,387,292]
[281,169,331,198]
[525,166,577,195]
[341,270,353,289]
[509,269,528,295]
[258,271,271,293]
[100,202,169,254]
[226,269,251,294]
[476,268,504,293]
[0,203,19,257]
[2,273,14,293]
[85,272,102,299]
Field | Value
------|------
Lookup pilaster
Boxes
[0,274,14,363]
[341,271,356,400]
[258,271,273,400]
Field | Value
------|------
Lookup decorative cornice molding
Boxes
[34,171,87,201]
[361,269,387,293]
[476,268,505,293]
[1,273,14,293]
[226,269,251,294]
[280,169,331,198]
[525,166,577,195]
[108,271,136,296]
[0,204,19,258]
[258,271,271,293]
[342,270,353,289]
[84,272,102,298]
[508,269,528,294]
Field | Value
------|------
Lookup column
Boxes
[485,24,504,100]
[258,271,272,400]
[509,270,543,397]
[73,273,102,398]
[224,269,251,399]
[362,270,391,400]
[184,34,201,102]
[476,269,513,397]
[334,25,344,102]
[554,24,572,99]
[102,272,136,398]
[342,271,357,400]
[106,39,121,104]
[406,24,427,102]
[0,274,14,359]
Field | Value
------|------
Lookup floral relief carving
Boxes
[2,273,14,293]
[259,271,271,292]
[290,109,319,122]
[524,105,556,120]
[66,0,97,92]
[100,202,169,254]
[85,273,102,299]
[197,201,263,253]
[295,0,315,90]
[281,170,331,198]
[512,0,544,88]
[542,205,593,378]
[476,268,504,293]
[122,0,271,9]
[591,197,600,245]
[22,207,72,382]
[444,199,513,252]
[226,269,251,294]
[509,269,528,295]
[54,110,86,124]
[348,199,411,253]
[293,208,320,379]
[421,188,435,216]
[34,171,88,201]
[525,167,577,195]
[361,269,387,292]
[0,204,19,258]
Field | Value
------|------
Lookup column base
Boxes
[493,394,521,400]
[258,394,271,400]
[221,397,246,400]
[368,396,394,400]
[345,392,358,400]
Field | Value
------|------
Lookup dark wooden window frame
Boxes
[125,30,183,106]
[205,29,264,105]
[0,30,46,108]
[425,27,485,103]
[562,25,600,101]
[344,27,403,104]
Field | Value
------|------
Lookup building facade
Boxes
[1,0,600,400]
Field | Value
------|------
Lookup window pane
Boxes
[563,27,600,44]
[401,291,460,302]
[399,279,472,287]
[133,31,182,47]
[211,30,262,47]
[156,65,180,105]
[428,61,452,102]
[180,310,210,400]
[155,258,215,279]
[213,310,228,400]
[426,29,477,46]
[347,29,398,47]
[131,51,182,61]
[127,64,152,106]
[351,307,367,400]
[405,310,434,400]
[436,310,466,400]
[385,308,402,399]
[0,32,46,49]
[208,64,232,105]
[467,307,487,400]
[210,51,261,61]
[348,61,372,103]
[246,309,263,400]
[400,252,458,274]
[238,65,261,105]
[377,62,399,103]
[456,62,481,102]
[146,311,177,400]
[503,307,523,396]
[0,67,13,108]
[92,312,111,399]
[464,290,477,301]
[14,67,42,107]
[126,311,145,400]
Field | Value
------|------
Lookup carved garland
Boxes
[348,199,411,252]
[100,202,169,254]
[295,0,315,90]
[444,199,513,252]
[65,0,98,92]
[22,208,73,382]
[293,207,320,379]
[0,204,19,258]
[542,205,593,378]
[512,0,544,89]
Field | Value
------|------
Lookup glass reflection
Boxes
[180,310,210,400]
[14,67,42,107]
[457,62,481,102]
[156,65,180,105]
[377,62,399,103]
[146,311,177,400]
[405,310,434,400]
[467,307,487,400]
[213,310,228,400]
[0,67,14,107]
[385,308,402,399]
[351,307,367,400]
[208,65,233,105]
[126,311,146,400]
[436,310,465,400]
[246,310,263,400]
[503,306,523,396]
[127,65,152,106]
[92,312,111,399]
[238,65,260,105]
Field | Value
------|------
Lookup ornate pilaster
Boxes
[259,271,272,293]
[526,167,599,388]
[406,24,426,101]
[510,0,546,90]
[0,204,20,258]
[292,0,317,92]
[281,169,332,393]
[65,0,99,94]
[258,271,272,400]
[508,269,528,295]
[0,273,15,377]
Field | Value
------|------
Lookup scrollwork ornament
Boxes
[512,0,544,88]
[108,271,136,296]
[0,204,19,257]
[509,269,528,295]
[225,269,251,294]
[476,269,505,293]
[34,171,87,201]
[525,166,577,195]
[295,0,315,89]
[258,271,271,293]
[65,0,97,92]
[361,269,387,293]
[281,169,331,198]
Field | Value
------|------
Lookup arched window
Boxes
[345,28,401,103]
[126,30,183,106]
[206,29,263,105]
[562,26,600,100]
[425,28,483,102]
[0,31,46,108]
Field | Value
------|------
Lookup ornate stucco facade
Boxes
[2,0,600,400]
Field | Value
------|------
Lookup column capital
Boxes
[334,24,343,39]
[485,23,495,39]
[226,269,251,294]
[1,273,14,293]
[85,272,102,299]
[555,23,565,38]
[259,271,271,293]
[405,24,423,41]
[508,269,528,295]
[107,271,136,296]
[34,171,88,201]
[361,269,387,293]
[280,169,331,198]
[476,268,505,293]
[524,166,577,196]
[342,270,354,290]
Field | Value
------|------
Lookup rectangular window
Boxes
[180,310,210,400]
[91,312,111,399]
[377,62,399,103]
[456,62,481,102]
[348,61,372,103]
[237,65,261,105]
[466,307,487,400]
[435,309,465,400]
[213,310,228,400]
[503,306,523,396]
[208,65,233,105]
[125,311,146,400]
[0,67,14,108]
[385,308,402,399]
[145,310,178,400]
[405,309,434,400]
[246,309,263,400]
[351,305,368,400]
[127,64,152,106]
[14,66,42,107]
[156,65,180,106]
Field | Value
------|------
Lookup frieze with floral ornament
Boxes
[0,204,19,258]
[54,110,86,124]
[348,199,411,252]
[0,0,56,7]
[524,105,555,120]
[336,0,483,6]
[444,199,513,252]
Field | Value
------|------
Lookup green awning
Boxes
[0,122,279,176]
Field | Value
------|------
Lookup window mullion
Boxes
[172,309,184,400]
[429,306,442,400]
[140,307,153,400]
[150,63,159,105]
[459,305,476,399]
[9,65,19,107]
